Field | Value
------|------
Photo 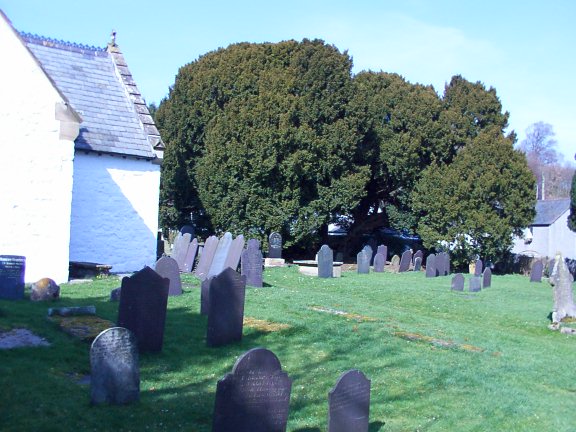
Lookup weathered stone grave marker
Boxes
[155,255,182,296]
[224,234,245,272]
[413,256,422,272]
[474,259,483,276]
[328,369,371,432]
[469,276,482,292]
[399,250,412,273]
[183,238,199,273]
[425,254,436,278]
[373,253,386,273]
[451,273,464,291]
[390,254,400,272]
[362,245,374,265]
[172,232,192,271]
[413,250,423,265]
[212,347,292,432]
[550,253,576,322]
[208,232,233,278]
[530,260,543,283]
[268,232,283,259]
[318,245,334,278]
[482,267,492,288]
[357,249,371,274]
[195,235,219,280]
[0,255,26,300]
[377,245,388,261]
[241,239,263,288]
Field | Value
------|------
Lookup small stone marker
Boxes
[155,256,182,296]
[206,268,247,347]
[208,232,233,278]
[474,259,483,276]
[413,256,422,272]
[373,253,386,273]
[399,250,412,273]
[117,266,169,352]
[268,232,283,259]
[482,267,492,288]
[530,260,543,283]
[451,273,464,291]
[195,235,219,280]
[469,276,482,292]
[425,254,436,278]
[212,347,292,432]
[0,255,26,300]
[224,235,246,272]
[328,369,371,432]
[241,240,263,288]
[30,278,60,301]
[357,249,370,274]
[90,327,139,405]
[183,238,199,273]
[318,245,334,278]
[172,232,192,271]
[413,250,423,265]
[377,245,387,261]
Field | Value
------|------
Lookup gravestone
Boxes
[200,276,213,315]
[328,369,371,432]
[268,232,283,259]
[241,241,263,288]
[435,252,447,277]
[413,256,422,272]
[373,253,386,273]
[469,276,482,292]
[172,232,192,271]
[451,273,464,291]
[180,224,195,237]
[530,260,543,283]
[117,266,169,352]
[549,253,576,322]
[206,268,247,347]
[474,259,483,276]
[413,250,423,265]
[318,245,334,278]
[390,255,400,271]
[425,254,436,278]
[399,250,412,273]
[0,255,26,300]
[335,252,344,263]
[155,256,182,296]
[90,327,139,405]
[377,245,388,261]
[362,245,374,265]
[208,232,233,278]
[195,235,219,280]
[357,250,371,274]
[224,235,245,272]
[183,238,199,273]
[482,267,492,288]
[212,348,292,432]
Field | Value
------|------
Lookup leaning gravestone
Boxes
[425,254,436,278]
[195,235,219,280]
[212,347,292,432]
[474,259,483,276]
[0,255,26,300]
[206,268,247,347]
[469,276,482,292]
[451,273,464,291]
[373,253,386,273]
[414,256,422,272]
[183,238,199,273]
[224,235,246,272]
[399,250,412,273]
[413,250,423,265]
[241,240,263,288]
[530,260,543,283]
[90,327,139,405]
[357,249,371,274]
[318,245,334,278]
[208,232,233,278]
[172,232,192,271]
[268,232,283,259]
[482,267,492,288]
[377,245,388,261]
[117,266,169,352]
[328,369,371,432]
[155,256,182,296]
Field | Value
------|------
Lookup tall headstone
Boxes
[362,245,374,265]
[328,369,371,432]
[212,348,292,432]
[530,260,543,283]
[425,254,436,278]
[195,235,219,280]
[549,253,576,322]
[413,250,423,265]
[172,232,192,271]
[474,259,483,276]
[241,240,263,288]
[376,245,388,261]
[117,266,169,352]
[469,276,482,292]
[357,249,370,274]
[317,245,334,278]
[183,238,199,273]
[224,235,246,272]
[206,268,247,347]
[268,232,283,259]
[413,256,422,272]
[90,327,139,405]
[399,250,412,273]
[208,232,234,278]
[0,255,25,300]
[435,252,446,277]
[373,253,386,273]
[155,256,182,296]
[451,273,464,291]
[482,267,492,288]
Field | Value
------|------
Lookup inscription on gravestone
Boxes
[212,348,292,432]
[268,232,283,259]
[425,254,436,278]
[183,238,199,273]
[399,250,412,273]
[241,240,263,288]
[469,276,482,292]
[482,267,492,288]
[318,245,334,278]
[373,253,386,273]
[90,327,139,405]
[530,260,543,283]
[451,273,464,291]
[328,369,371,432]
[0,255,26,300]
[155,256,182,296]
[208,232,233,278]
[224,235,246,272]
[195,235,219,280]
[357,250,370,274]
[413,256,422,272]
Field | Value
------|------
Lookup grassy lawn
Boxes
[1,266,574,431]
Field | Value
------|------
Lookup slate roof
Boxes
[20,32,162,159]
[533,199,570,226]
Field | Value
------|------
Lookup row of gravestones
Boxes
[91,334,371,432]
[529,258,559,283]
[451,267,492,292]
[425,252,451,278]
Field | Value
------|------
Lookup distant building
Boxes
[0,11,163,282]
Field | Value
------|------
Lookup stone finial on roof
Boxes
[110,30,117,46]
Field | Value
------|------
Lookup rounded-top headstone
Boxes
[328,369,371,432]
[268,232,283,259]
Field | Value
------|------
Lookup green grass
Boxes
[0,267,574,431]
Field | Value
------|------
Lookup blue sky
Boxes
[3,0,575,160]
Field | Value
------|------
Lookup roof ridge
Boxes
[19,31,107,56]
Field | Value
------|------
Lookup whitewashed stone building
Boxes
[0,11,163,283]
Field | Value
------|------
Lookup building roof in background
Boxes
[533,199,570,226]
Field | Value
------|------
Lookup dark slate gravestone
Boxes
[451,273,464,291]
[413,250,423,265]
[208,232,233,278]
[183,238,199,273]
[268,232,283,259]
[117,266,169,352]
[399,250,412,273]
[195,235,219,280]
[425,254,436,278]
[317,245,334,278]
[155,256,182,296]
[413,256,422,272]
[482,267,492,288]
[474,259,483,276]
[206,268,247,347]
[241,241,263,288]
[357,250,370,274]
[224,235,245,272]
[435,252,445,277]
[530,260,543,283]
[328,369,371,432]
[377,244,388,261]
[200,276,213,315]
[90,327,139,405]
[469,276,482,292]
[373,253,386,273]
[212,348,292,432]
[0,255,26,300]
[172,232,192,271]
